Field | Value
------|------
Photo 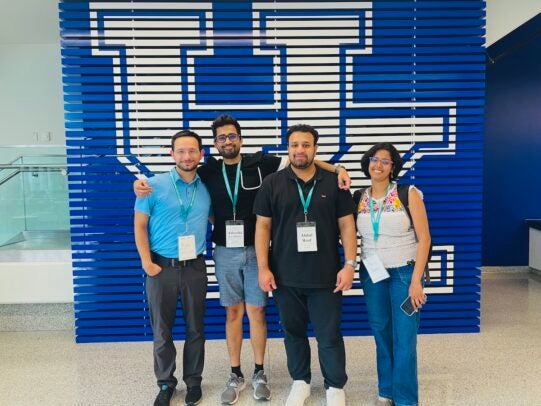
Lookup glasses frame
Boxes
[369,156,393,166]
[214,133,240,143]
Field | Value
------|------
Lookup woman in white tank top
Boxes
[354,142,431,406]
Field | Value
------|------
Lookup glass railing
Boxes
[0,146,70,248]
[0,145,68,165]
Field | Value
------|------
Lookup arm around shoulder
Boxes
[314,160,351,189]
[134,178,152,197]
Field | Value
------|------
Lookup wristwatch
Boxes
[334,164,345,174]
[345,259,358,269]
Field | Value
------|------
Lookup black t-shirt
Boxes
[197,151,282,246]
[253,166,355,288]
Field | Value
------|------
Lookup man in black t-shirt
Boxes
[253,124,357,406]
[135,115,351,404]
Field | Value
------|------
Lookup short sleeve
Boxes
[409,185,424,200]
[134,176,157,215]
[253,176,273,217]
[336,188,355,219]
[134,195,151,216]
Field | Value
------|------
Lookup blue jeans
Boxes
[360,263,420,406]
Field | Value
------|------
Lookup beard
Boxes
[217,144,241,160]
[290,155,314,169]
[176,161,198,173]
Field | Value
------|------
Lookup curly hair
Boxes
[360,142,403,180]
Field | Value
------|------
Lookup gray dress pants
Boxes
[146,255,207,388]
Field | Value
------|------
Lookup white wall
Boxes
[0,44,65,146]
[0,0,64,146]
[486,0,541,46]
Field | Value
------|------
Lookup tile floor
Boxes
[1,271,540,405]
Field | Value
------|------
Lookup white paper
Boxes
[178,235,197,260]
[297,222,318,252]
[226,220,245,248]
[363,254,390,283]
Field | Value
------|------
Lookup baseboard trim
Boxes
[480,266,530,274]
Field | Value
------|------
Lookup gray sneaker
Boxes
[221,373,246,405]
[252,370,271,401]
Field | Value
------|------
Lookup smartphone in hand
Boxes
[400,296,417,316]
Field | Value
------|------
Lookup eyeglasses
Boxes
[215,133,240,143]
[369,156,393,166]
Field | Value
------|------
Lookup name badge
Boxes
[225,220,245,248]
[296,221,317,252]
[178,235,197,261]
[363,254,390,283]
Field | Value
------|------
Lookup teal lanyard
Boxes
[169,169,198,225]
[369,182,393,241]
[222,159,241,220]
[295,179,317,222]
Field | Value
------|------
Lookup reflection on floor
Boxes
[1,271,540,405]
[0,230,70,262]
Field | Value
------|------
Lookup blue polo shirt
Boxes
[134,168,212,258]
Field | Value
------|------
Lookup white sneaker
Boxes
[285,380,311,406]
[326,387,346,406]
[375,396,393,405]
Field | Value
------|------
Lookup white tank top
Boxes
[356,183,422,269]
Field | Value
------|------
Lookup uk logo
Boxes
[88,1,459,295]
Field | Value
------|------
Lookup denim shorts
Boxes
[213,245,267,307]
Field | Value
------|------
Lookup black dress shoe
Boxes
[184,385,202,405]
[154,384,174,406]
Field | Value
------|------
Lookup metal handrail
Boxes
[0,164,68,169]
[0,165,68,187]
[5,155,23,165]
[0,170,21,187]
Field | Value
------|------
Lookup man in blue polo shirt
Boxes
[134,130,212,406]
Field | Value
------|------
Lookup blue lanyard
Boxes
[222,159,241,220]
[368,182,393,241]
[295,179,317,222]
[169,169,198,225]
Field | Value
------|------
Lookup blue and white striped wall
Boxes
[60,0,485,343]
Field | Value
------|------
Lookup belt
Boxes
[151,252,204,268]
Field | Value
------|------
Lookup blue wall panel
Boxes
[59,0,485,343]
[484,13,541,266]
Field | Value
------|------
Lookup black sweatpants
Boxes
[273,285,348,389]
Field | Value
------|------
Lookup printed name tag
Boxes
[363,254,390,283]
[296,221,317,252]
[178,235,197,261]
[226,220,245,248]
